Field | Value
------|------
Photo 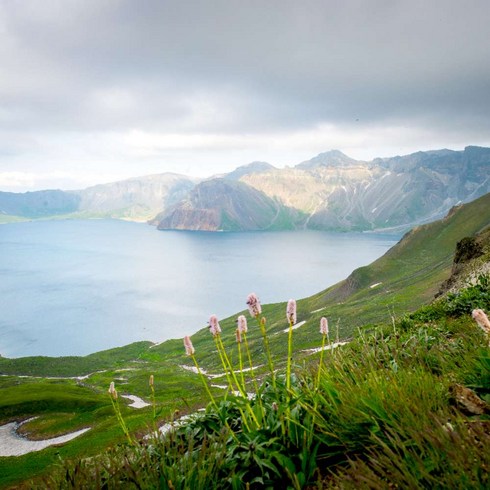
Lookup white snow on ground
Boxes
[145,410,206,440]
[302,341,349,354]
[210,384,255,400]
[310,307,326,313]
[282,321,306,333]
[155,414,195,437]
[180,364,262,379]
[122,395,151,409]
[0,419,91,457]
[207,365,263,379]
[76,370,108,380]
[0,369,109,381]
[369,282,383,288]
[180,364,207,375]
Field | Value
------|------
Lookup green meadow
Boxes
[0,193,489,488]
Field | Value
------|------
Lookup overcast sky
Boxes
[1,0,489,191]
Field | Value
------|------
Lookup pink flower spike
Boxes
[472,309,490,335]
[108,381,118,399]
[287,299,297,324]
[246,293,262,317]
[183,335,195,356]
[235,328,242,343]
[209,314,221,336]
[237,315,248,334]
[320,317,329,335]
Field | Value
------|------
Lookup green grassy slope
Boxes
[28,277,490,489]
[299,192,490,332]
[0,342,153,377]
[0,193,489,488]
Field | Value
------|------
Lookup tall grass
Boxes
[37,278,490,489]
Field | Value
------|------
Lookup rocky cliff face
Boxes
[1,146,489,231]
[437,226,490,297]
[239,146,490,231]
[156,178,301,231]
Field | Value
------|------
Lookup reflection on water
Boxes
[0,220,399,357]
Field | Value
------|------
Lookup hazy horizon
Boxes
[2,144,485,194]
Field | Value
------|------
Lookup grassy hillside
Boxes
[0,193,489,488]
[11,274,490,489]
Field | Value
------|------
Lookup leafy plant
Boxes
[444,274,490,316]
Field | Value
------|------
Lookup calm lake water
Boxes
[0,220,400,358]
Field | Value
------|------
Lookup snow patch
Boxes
[180,364,262,379]
[122,395,150,409]
[303,341,349,354]
[0,419,91,457]
[282,321,306,333]
[310,307,326,313]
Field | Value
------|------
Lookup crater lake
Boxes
[0,220,400,358]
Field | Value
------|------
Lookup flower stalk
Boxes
[286,299,296,393]
[317,317,329,389]
[108,382,133,444]
[149,374,156,420]
[184,335,219,410]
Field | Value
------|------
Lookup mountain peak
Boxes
[224,161,276,181]
[296,150,358,170]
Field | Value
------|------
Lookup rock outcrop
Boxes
[156,178,301,231]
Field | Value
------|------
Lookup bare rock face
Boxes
[437,227,490,297]
[156,178,300,231]
[1,146,489,231]
[241,146,490,232]
[158,205,221,231]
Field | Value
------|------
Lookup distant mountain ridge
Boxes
[1,146,489,231]
[72,173,197,220]
[239,146,490,231]
[154,178,303,231]
[0,173,197,221]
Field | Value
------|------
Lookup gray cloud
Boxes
[1,0,489,189]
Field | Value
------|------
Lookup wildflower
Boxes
[108,381,117,399]
[472,309,490,335]
[149,374,154,387]
[236,327,242,343]
[183,335,195,356]
[209,314,221,336]
[246,293,262,317]
[237,314,248,334]
[287,299,297,324]
[320,317,329,335]
[272,402,278,411]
